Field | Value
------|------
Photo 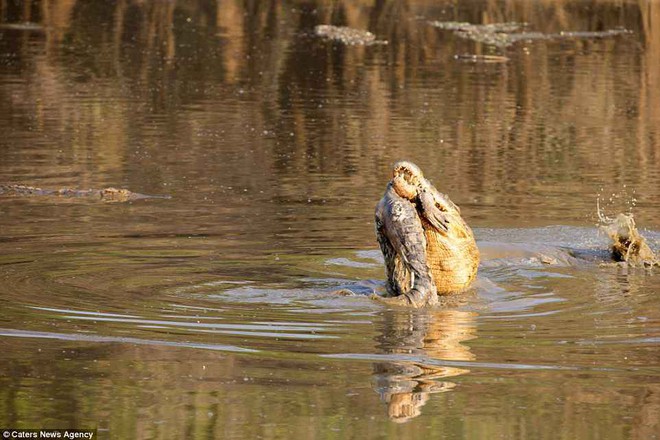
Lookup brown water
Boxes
[1,1,659,438]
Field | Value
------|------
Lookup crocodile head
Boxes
[391,161,462,234]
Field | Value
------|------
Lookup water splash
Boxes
[599,213,658,266]
[596,185,638,224]
[596,190,657,267]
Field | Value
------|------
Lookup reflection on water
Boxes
[373,309,476,422]
[1,0,659,438]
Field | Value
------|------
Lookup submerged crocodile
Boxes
[429,21,632,48]
[0,184,170,202]
[314,25,387,46]
[374,161,657,308]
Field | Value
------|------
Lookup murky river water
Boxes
[1,1,659,438]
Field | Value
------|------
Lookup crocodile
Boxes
[314,25,388,46]
[375,161,480,307]
[374,161,657,308]
[0,184,170,202]
[429,21,632,48]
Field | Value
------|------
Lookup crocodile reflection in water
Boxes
[373,308,477,423]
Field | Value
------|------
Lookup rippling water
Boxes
[1,1,659,438]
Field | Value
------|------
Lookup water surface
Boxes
[1,1,659,438]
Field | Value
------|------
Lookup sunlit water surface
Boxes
[1,1,659,439]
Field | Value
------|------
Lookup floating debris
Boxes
[454,54,510,63]
[431,21,522,33]
[314,25,387,46]
[429,21,632,48]
[557,30,634,39]
[0,22,45,32]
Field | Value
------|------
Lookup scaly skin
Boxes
[375,161,479,307]
[0,184,169,202]
[314,25,384,46]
